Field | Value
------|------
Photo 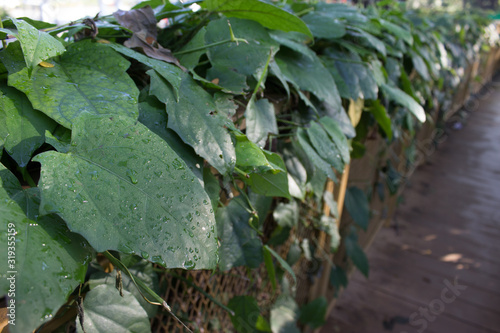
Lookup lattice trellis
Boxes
[152,168,349,333]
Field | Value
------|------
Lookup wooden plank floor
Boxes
[321,80,500,333]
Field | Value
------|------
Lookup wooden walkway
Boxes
[321,80,500,333]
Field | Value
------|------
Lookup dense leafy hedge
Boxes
[0,0,497,332]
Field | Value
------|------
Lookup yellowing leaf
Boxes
[348,98,364,128]
[38,61,54,67]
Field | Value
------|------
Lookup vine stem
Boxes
[103,251,193,333]
[294,7,314,17]
[250,48,273,100]
[173,20,248,56]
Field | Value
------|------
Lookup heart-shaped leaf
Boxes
[205,0,312,38]
[88,259,159,318]
[76,284,150,333]
[0,18,65,72]
[0,164,91,333]
[149,70,236,175]
[34,114,218,269]
[7,40,139,128]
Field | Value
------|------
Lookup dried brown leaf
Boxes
[113,6,184,69]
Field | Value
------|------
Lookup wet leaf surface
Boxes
[75,284,150,333]
[7,41,139,128]
[0,164,91,333]
[88,259,159,318]
[34,114,218,269]
[0,18,65,72]
[150,70,236,176]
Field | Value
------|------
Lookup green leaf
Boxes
[307,122,344,172]
[411,51,431,81]
[248,151,290,199]
[88,260,159,318]
[205,0,312,38]
[7,40,139,128]
[34,114,218,269]
[1,17,56,30]
[249,191,273,228]
[296,128,337,182]
[138,96,203,181]
[1,18,65,72]
[107,43,182,101]
[319,116,351,166]
[235,134,276,174]
[345,228,369,277]
[0,40,26,74]
[368,100,392,140]
[385,57,402,83]
[344,186,370,230]
[245,98,278,148]
[301,12,346,39]
[206,65,248,94]
[0,83,57,167]
[323,50,378,100]
[216,197,263,270]
[283,149,307,200]
[0,164,91,333]
[370,58,387,86]
[348,27,386,56]
[263,245,296,285]
[351,140,366,159]
[203,168,221,213]
[322,104,356,139]
[205,17,278,84]
[263,247,277,291]
[268,225,291,247]
[132,0,179,9]
[269,31,316,60]
[314,2,367,24]
[228,296,271,333]
[381,83,426,122]
[214,92,238,118]
[299,297,328,329]
[329,266,348,291]
[149,70,236,175]
[271,295,301,333]
[45,130,70,153]
[177,27,207,70]
[76,284,150,333]
[269,60,290,98]
[379,19,413,44]
[276,49,341,112]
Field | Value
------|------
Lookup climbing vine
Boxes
[0,0,497,332]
